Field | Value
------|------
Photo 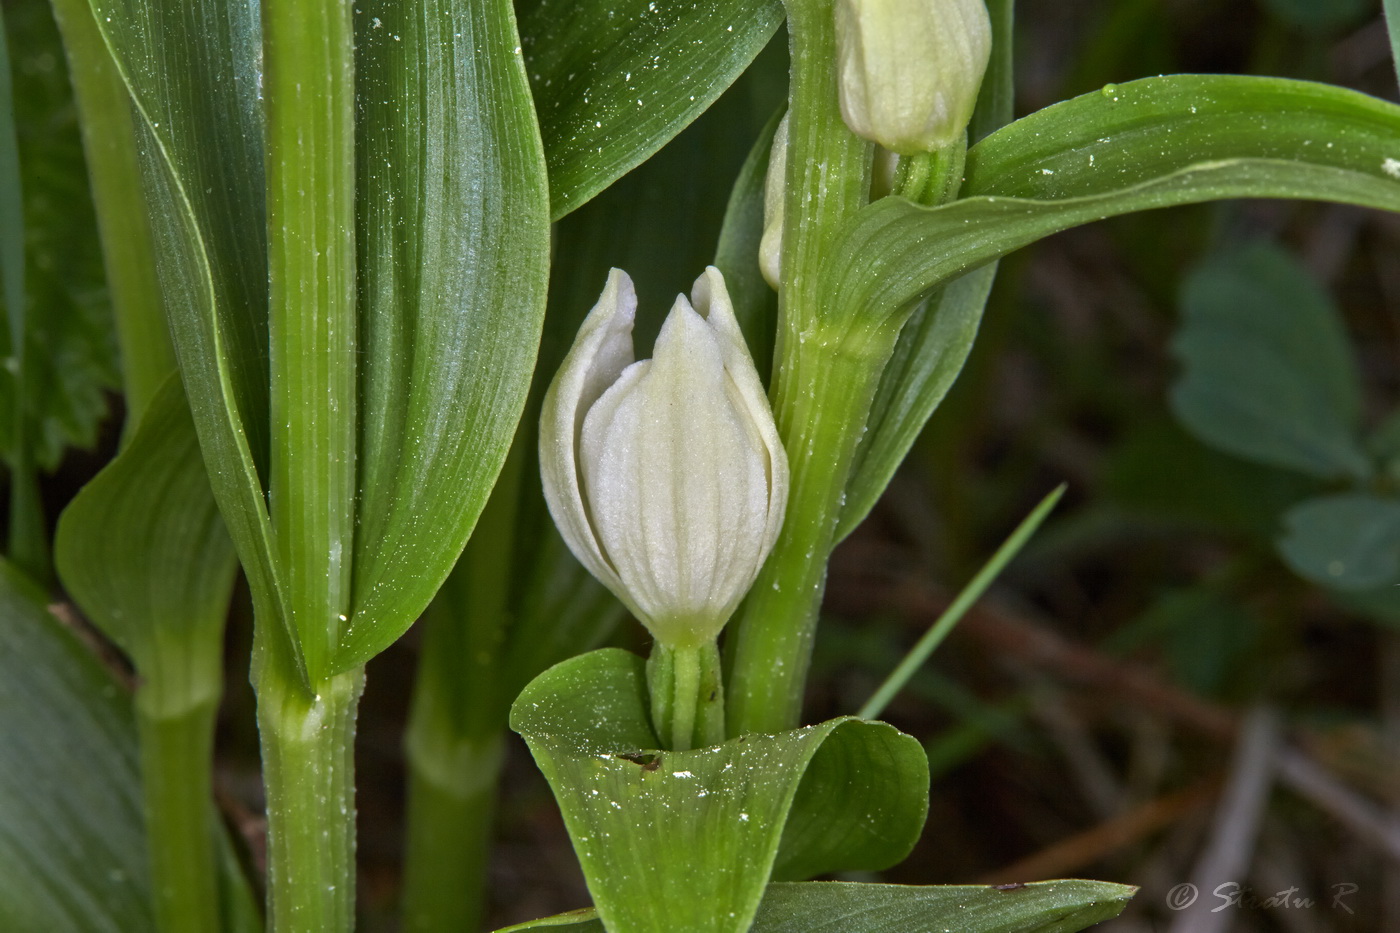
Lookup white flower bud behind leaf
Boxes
[759,113,790,291]
[540,267,789,647]
[835,0,992,154]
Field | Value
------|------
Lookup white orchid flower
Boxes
[539,267,788,648]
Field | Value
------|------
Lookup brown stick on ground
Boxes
[977,775,1223,884]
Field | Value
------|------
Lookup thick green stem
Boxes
[401,735,503,933]
[726,336,895,735]
[255,627,363,933]
[649,641,725,751]
[401,441,524,932]
[771,0,871,336]
[136,697,221,933]
[264,0,357,682]
[725,0,891,735]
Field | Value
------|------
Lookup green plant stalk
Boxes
[135,695,221,933]
[726,0,887,736]
[726,332,899,736]
[647,641,725,751]
[401,729,503,933]
[264,0,357,683]
[48,0,174,424]
[258,2,359,928]
[255,624,363,933]
[401,441,525,932]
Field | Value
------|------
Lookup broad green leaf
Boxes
[0,559,259,933]
[510,649,928,933]
[86,0,285,645]
[55,375,235,715]
[824,75,1400,329]
[0,560,153,932]
[839,267,995,541]
[496,879,1137,933]
[1278,494,1400,591]
[1170,242,1368,480]
[519,0,785,218]
[340,0,552,670]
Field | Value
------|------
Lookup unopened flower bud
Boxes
[835,0,992,154]
[759,114,790,291]
[539,267,789,647]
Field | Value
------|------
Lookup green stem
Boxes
[254,626,363,933]
[49,0,174,424]
[724,0,886,736]
[136,697,221,933]
[264,0,357,682]
[401,735,503,933]
[0,8,46,584]
[649,641,725,751]
[401,440,524,932]
[726,335,896,735]
[771,0,871,335]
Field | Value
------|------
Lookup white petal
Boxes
[581,295,771,643]
[690,268,790,564]
[538,269,636,597]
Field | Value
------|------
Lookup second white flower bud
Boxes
[835,0,992,154]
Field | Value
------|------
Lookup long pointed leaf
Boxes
[496,880,1137,933]
[55,375,235,712]
[827,75,1400,326]
[340,0,551,670]
[86,0,286,638]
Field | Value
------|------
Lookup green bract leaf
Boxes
[341,0,551,670]
[840,266,995,540]
[55,375,235,714]
[91,0,553,673]
[825,75,1400,328]
[496,879,1137,933]
[0,560,153,932]
[86,0,284,642]
[1278,494,1400,591]
[519,0,784,218]
[1171,242,1368,480]
[510,649,928,933]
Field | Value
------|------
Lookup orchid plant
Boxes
[4,0,1400,931]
